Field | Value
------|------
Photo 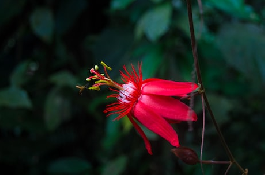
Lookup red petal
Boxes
[142,79,198,97]
[127,113,153,155]
[132,101,180,147]
[140,94,197,122]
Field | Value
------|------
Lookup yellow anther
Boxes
[100,61,112,71]
[86,78,91,81]
[95,65,99,70]
[89,86,100,91]
[95,80,108,84]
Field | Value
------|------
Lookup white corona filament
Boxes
[118,82,136,104]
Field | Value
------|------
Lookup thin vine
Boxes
[185,0,248,174]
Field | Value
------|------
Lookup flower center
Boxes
[118,82,137,104]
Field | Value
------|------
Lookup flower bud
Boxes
[171,146,199,165]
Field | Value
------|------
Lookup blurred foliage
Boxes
[0,0,265,174]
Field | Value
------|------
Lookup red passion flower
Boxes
[77,62,198,155]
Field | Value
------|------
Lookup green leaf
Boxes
[30,8,54,43]
[206,0,244,12]
[49,71,78,88]
[121,117,133,133]
[133,43,163,79]
[0,108,45,133]
[87,94,111,120]
[205,0,258,20]
[140,124,158,141]
[216,23,265,86]
[175,10,208,38]
[91,27,134,71]
[102,114,122,151]
[206,94,234,126]
[55,39,70,65]
[102,156,127,175]
[136,3,172,41]
[0,0,26,26]
[44,88,71,131]
[0,87,32,109]
[55,0,87,35]
[48,157,91,174]
[151,0,164,3]
[110,0,135,10]
[10,61,29,87]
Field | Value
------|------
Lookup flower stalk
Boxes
[185,0,247,174]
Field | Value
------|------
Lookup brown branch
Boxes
[200,160,231,165]
[185,0,247,174]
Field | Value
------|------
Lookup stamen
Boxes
[89,86,100,91]
[90,68,95,73]
[79,61,123,92]
[95,80,108,84]
[76,85,86,94]
[101,61,112,70]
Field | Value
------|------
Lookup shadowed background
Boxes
[0,0,265,174]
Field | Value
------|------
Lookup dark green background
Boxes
[0,0,265,174]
